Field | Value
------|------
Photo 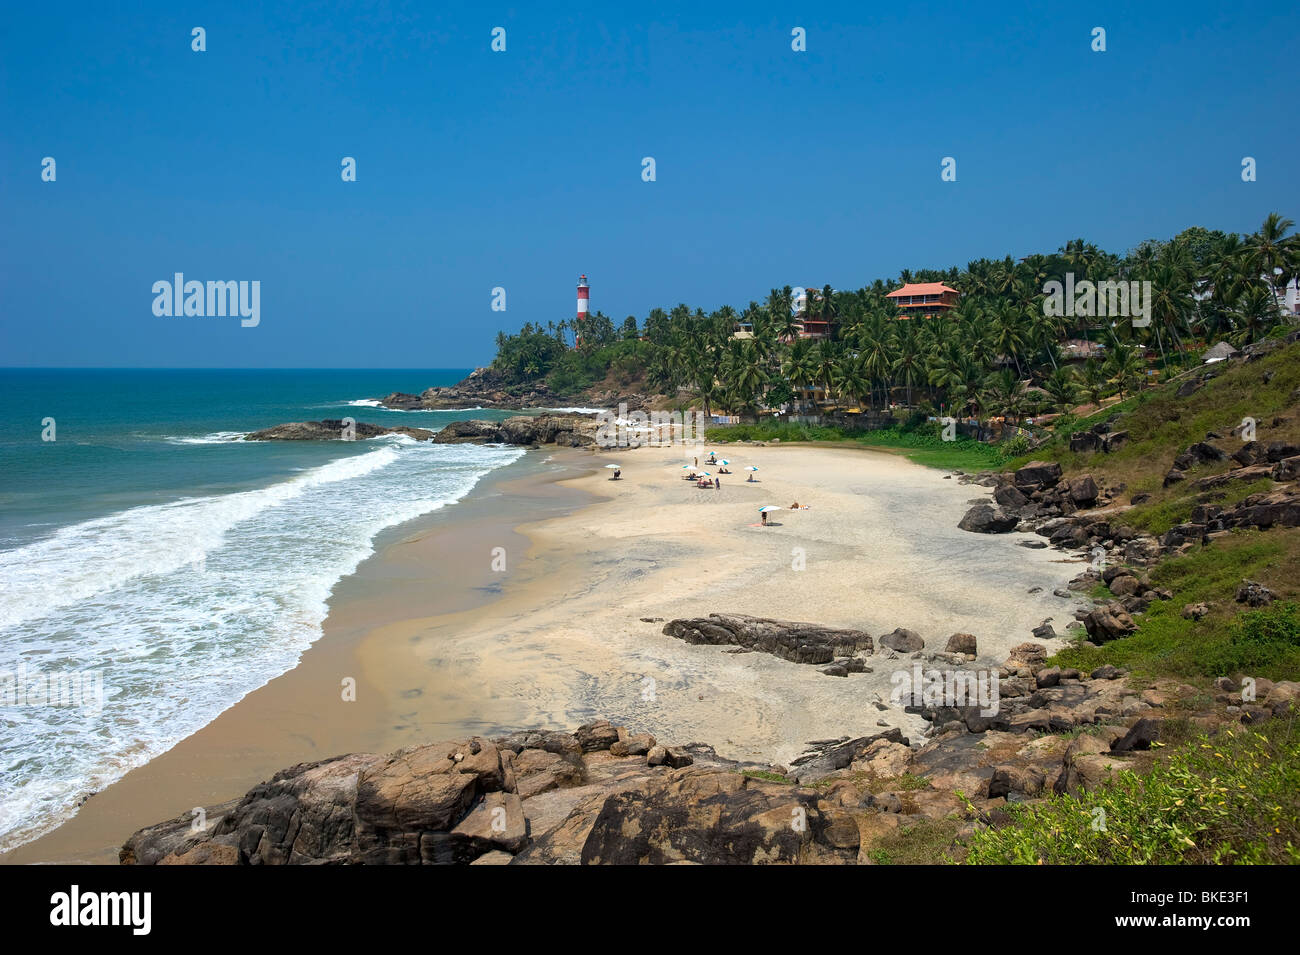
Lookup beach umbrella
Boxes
[718,459,730,466]
[758,506,781,512]
[603,464,620,469]
[746,466,759,472]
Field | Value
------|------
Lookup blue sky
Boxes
[1,0,1295,368]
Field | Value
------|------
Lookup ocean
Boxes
[0,369,537,852]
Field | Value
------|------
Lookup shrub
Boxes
[962,719,1300,865]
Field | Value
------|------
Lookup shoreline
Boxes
[1,449,598,864]
[4,441,1083,864]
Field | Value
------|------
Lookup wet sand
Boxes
[5,442,1084,864]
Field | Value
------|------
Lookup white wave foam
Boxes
[0,448,401,630]
[0,440,526,851]
[164,431,249,445]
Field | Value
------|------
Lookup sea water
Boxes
[0,369,529,851]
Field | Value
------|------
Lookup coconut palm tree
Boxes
[1243,213,1298,298]
[1041,366,1080,412]
[989,300,1028,375]
[891,321,926,407]
[983,368,1026,421]
[768,287,800,342]
[1230,283,1282,346]
[1105,336,1144,399]
[781,338,818,413]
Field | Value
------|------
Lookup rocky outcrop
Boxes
[244,420,435,442]
[1012,461,1063,491]
[879,628,924,653]
[662,613,873,668]
[121,660,1300,865]
[378,367,653,413]
[1082,602,1138,642]
[432,413,600,447]
[121,721,861,866]
[958,462,1113,537]
[957,503,1018,534]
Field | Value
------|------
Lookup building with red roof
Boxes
[886,282,960,319]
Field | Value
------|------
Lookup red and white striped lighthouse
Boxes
[576,274,590,324]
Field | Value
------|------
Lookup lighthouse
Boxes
[576,274,590,324]
[574,274,590,346]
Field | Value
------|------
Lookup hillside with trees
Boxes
[487,214,1298,428]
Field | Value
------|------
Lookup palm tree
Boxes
[1230,283,1282,346]
[831,356,871,413]
[1080,358,1108,407]
[1105,336,1144,399]
[1243,213,1298,299]
[983,368,1026,421]
[769,287,800,342]
[891,321,926,407]
[1041,366,1080,412]
[781,338,818,412]
[1146,260,1193,369]
[989,300,1028,375]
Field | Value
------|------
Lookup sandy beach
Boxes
[5,441,1085,864]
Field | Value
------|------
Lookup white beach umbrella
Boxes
[603,464,621,469]
[746,466,760,472]
[758,505,781,513]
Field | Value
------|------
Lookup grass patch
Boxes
[962,717,1300,864]
[739,769,792,784]
[1124,478,1276,537]
[707,420,1009,471]
[867,817,968,865]
[1050,529,1300,682]
[1013,341,1300,497]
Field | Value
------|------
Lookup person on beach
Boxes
[760,511,768,525]
[747,472,755,482]
[614,468,621,480]
[715,477,720,489]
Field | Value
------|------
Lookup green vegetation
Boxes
[868,818,968,866]
[962,718,1300,864]
[706,420,1010,470]
[853,426,1009,470]
[1051,529,1300,682]
[1011,338,1300,496]
[1126,478,1274,537]
[489,215,1299,430]
[739,769,791,784]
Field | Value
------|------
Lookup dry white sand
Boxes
[362,442,1083,766]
